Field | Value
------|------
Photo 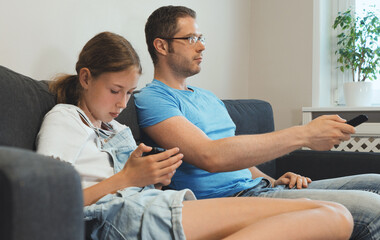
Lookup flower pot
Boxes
[344,82,373,107]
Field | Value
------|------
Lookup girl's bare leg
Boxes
[182,197,353,240]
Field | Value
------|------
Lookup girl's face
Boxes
[79,67,140,128]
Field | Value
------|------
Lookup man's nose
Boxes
[196,40,205,52]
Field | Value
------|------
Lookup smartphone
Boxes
[142,147,167,156]
[346,114,368,127]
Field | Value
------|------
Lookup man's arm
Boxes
[249,166,276,185]
[143,114,355,173]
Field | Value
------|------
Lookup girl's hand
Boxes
[119,143,183,188]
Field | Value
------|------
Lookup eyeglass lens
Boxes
[190,36,205,45]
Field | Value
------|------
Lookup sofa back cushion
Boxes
[0,66,56,150]
[223,99,276,177]
[223,99,274,135]
[115,94,141,142]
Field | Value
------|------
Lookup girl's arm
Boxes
[83,144,183,206]
[36,108,183,206]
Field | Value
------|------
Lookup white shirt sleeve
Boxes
[36,104,94,165]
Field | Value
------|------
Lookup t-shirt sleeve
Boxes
[134,87,183,128]
[36,107,91,164]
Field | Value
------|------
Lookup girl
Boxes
[36,31,353,240]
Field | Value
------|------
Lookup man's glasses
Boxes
[161,35,206,45]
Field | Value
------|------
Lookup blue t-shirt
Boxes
[135,80,262,199]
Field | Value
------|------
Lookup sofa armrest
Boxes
[0,147,84,240]
[275,149,380,180]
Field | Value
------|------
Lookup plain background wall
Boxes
[0,0,314,130]
[250,0,314,130]
[0,0,251,97]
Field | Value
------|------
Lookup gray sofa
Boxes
[1,65,380,240]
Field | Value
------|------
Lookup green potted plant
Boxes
[333,8,380,106]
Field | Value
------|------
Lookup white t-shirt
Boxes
[36,104,126,189]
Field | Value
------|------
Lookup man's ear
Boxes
[78,68,92,89]
[153,38,169,56]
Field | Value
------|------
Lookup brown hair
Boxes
[145,5,196,65]
[50,31,142,105]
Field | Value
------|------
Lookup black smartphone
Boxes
[346,114,368,127]
[142,147,167,156]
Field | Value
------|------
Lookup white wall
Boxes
[1,0,315,130]
[0,0,251,98]
[250,0,314,130]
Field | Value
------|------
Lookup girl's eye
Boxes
[111,90,119,94]
[127,91,133,95]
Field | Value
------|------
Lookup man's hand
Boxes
[303,115,355,151]
[274,172,312,189]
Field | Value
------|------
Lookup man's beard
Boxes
[167,48,201,78]
[170,60,201,78]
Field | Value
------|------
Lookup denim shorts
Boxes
[84,185,195,240]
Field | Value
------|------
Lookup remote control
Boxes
[346,114,368,127]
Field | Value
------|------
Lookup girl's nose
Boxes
[118,94,129,109]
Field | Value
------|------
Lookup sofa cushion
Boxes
[115,94,141,143]
[0,66,56,150]
[223,99,274,135]
[223,99,276,177]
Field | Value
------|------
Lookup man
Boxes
[135,5,380,239]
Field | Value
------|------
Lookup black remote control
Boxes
[142,147,167,156]
[346,114,368,127]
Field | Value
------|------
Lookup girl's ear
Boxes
[78,68,92,89]
[153,38,169,56]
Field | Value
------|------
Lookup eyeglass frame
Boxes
[160,35,206,45]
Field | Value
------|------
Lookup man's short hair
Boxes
[145,5,196,65]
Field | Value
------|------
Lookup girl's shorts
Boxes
[84,186,195,240]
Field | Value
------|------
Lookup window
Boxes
[313,0,380,107]
[355,0,380,104]
[331,0,380,106]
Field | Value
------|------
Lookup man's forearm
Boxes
[144,115,353,173]
[202,126,305,172]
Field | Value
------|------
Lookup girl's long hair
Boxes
[50,32,142,105]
